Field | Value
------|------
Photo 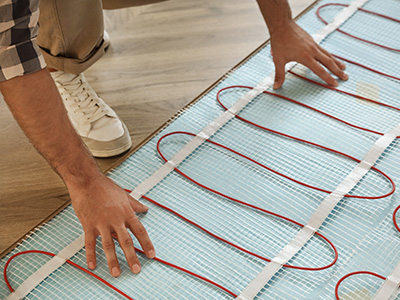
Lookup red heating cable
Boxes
[335,271,386,300]
[297,6,400,291]
[288,69,400,114]
[334,204,400,299]
[218,85,400,139]
[287,18,400,295]
[4,248,238,299]
[335,207,400,300]
[3,250,135,300]
[216,87,395,199]
[138,191,338,272]
[132,247,237,297]
[217,84,400,297]
[288,50,400,111]
[316,3,400,52]
[159,131,394,200]
[394,205,400,233]
[330,53,400,82]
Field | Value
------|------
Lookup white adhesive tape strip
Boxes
[372,260,400,299]
[236,122,400,300]
[6,235,85,300]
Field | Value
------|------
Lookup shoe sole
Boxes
[81,123,132,158]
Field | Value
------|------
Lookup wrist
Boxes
[256,0,293,36]
[269,18,295,37]
[58,149,104,190]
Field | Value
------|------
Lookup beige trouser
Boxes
[37,0,165,74]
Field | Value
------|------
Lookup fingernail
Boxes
[333,81,339,87]
[131,264,141,274]
[343,73,349,80]
[88,262,95,270]
[148,250,156,259]
[143,205,149,210]
[112,267,120,277]
[341,63,346,70]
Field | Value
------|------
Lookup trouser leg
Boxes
[37,0,107,74]
[102,0,168,9]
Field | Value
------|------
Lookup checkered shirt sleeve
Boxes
[0,0,46,82]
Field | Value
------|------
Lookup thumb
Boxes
[273,60,286,90]
[128,196,149,213]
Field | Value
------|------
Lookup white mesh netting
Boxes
[1,0,400,299]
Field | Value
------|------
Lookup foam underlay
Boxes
[1,0,400,299]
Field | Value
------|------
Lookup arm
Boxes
[256,0,348,89]
[0,69,155,277]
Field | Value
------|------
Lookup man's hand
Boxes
[0,68,155,277]
[256,0,348,89]
[69,174,155,277]
[270,20,348,89]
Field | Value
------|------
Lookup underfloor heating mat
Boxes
[2,0,400,299]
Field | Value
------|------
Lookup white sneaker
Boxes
[103,31,111,50]
[51,71,132,157]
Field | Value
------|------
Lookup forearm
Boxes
[256,0,294,35]
[0,68,102,189]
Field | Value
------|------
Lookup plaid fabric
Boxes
[0,0,46,82]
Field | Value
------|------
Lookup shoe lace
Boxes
[60,75,107,122]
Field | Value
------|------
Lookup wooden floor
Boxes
[0,0,313,257]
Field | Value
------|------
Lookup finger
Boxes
[128,215,155,259]
[85,232,97,270]
[128,195,149,214]
[306,59,338,87]
[316,50,348,81]
[100,231,121,277]
[273,59,286,90]
[115,228,141,274]
[319,46,347,71]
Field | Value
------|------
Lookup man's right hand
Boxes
[0,69,155,277]
[69,173,155,277]
[270,20,348,89]
[256,0,349,90]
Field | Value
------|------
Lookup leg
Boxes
[37,0,132,157]
[37,0,107,74]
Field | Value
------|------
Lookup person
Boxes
[0,0,348,278]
